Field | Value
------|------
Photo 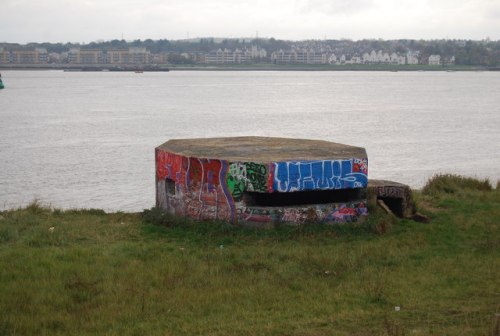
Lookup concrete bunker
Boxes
[367,179,416,218]
[155,136,369,226]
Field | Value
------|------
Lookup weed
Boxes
[422,174,492,196]
[383,316,406,336]
[141,207,182,227]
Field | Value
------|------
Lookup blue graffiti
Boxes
[273,159,367,192]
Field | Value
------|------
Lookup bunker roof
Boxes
[157,136,367,162]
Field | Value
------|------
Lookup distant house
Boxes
[328,53,337,64]
[445,56,456,65]
[250,46,267,58]
[345,56,362,64]
[406,51,419,65]
[428,55,441,65]
[390,53,406,65]
[362,50,396,64]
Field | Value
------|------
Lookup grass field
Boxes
[0,175,499,335]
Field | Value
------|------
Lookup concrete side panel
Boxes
[156,149,234,221]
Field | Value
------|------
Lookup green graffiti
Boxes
[226,162,268,201]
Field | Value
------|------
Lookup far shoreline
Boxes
[1,63,498,72]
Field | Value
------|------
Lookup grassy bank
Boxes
[0,175,499,335]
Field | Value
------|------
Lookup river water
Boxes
[0,70,499,211]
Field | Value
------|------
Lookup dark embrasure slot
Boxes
[243,188,366,207]
[165,178,176,195]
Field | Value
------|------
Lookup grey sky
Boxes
[1,0,499,43]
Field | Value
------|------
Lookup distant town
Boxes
[0,38,498,67]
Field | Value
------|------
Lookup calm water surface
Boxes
[1,70,499,211]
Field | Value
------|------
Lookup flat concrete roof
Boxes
[157,136,367,162]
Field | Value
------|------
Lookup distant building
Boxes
[362,53,371,63]
[406,51,419,65]
[328,53,337,64]
[380,51,390,63]
[271,49,327,64]
[0,47,10,63]
[444,56,455,65]
[153,53,169,64]
[390,53,406,65]
[127,47,152,64]
[107,48,152,64]
[233,49,252,63]
[10,48,48,64]
[68,49,104,64]
[270,49,295,64]
[361,50,394,64]
[48,52,61,63]
[206,48,252,64]
[250,45,267,58]
[345,56,362,64]
[189,52,207,64]
[203,46,265,64]
[428,54,441,65]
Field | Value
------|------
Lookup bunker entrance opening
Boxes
[379,197,404,217]
[165,178,176,195]
[243,188,366,207]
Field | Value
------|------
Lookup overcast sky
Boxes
[2,0,499,43]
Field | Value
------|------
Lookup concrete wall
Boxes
[156,149,368,225]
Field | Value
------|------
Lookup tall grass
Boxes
[0,178,499,335]
[422,173,492,196]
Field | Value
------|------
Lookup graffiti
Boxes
[156,148,369,225]
[226,162,268,201]
[156,150,233,221]
[376,186,408,200]
[325,202,367,223]
[237,202,368,224]
[245,163,268,191]
[281,208,310,224]
[272,159,368,192]
[353,158,368,175]
[238,207,276,223]
[156,149,185,184]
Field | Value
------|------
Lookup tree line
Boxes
[1,38,499,66]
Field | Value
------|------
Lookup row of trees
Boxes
[1,38,499,66]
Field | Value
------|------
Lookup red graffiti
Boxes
[156,149,233,222]
[156,149,185,183]
[267,163,275,193]
[337,207,357,216]
[353,158,368,175]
